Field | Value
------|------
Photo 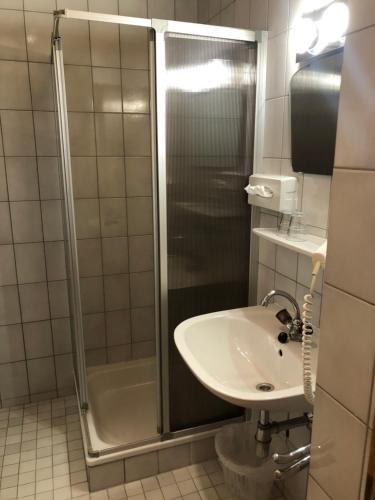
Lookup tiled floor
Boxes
[0,397,284,500]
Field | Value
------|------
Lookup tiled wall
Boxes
[305,1,375,499]
[198,0,331,327]
[0,0,197,407]
[197,1,333,499]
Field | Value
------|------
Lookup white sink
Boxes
[174,305,318,411]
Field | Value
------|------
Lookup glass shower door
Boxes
[155,25,258,432]
[52,36,88,408]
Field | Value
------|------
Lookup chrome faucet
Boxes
[261,290,303,342]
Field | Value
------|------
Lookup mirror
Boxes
[290,48,343,176]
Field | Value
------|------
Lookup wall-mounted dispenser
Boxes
[245,174,297,212]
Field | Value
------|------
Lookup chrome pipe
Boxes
[273,444,311,464]
[274,454,310,481]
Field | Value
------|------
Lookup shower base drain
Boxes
[256,383,275,392]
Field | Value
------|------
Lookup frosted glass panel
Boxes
[164,33,257,431]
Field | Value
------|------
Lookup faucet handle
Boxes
[275,308,292,326]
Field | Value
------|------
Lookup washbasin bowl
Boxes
[174,305,318,411]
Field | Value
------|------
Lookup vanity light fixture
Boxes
[296,0,349,58]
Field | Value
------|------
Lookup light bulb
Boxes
[319,2,349,43]
[295,17,318,54]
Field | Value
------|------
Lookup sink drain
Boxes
[256,383,275,392]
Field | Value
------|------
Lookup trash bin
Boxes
[215,421,288,500]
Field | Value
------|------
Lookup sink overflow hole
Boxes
[256,383,275,392]
[279,349,283,357]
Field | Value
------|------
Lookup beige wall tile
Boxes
[77,238,102,277]
[175,0,197,22]
[90,22,120,68]
[0,10,27,61]
[129,235,153,272]
[100,198,127,237]
[51,317,71,355]
[92,67,122,113]
[88,0,118,14]
[55,353,74,391]
[257,264,275,304]
[48,279,69,318]
[14,242,46,284]
[24,0,56,13]
[268,0,289,37]
[74,199,100,239]
[306,476,330,500]
[60,19,91,66]
[98,157,126,198]
[37,157,61,200]
[0,361,29,399]
[0,285,21,325]
[276,246,297,281]
[0,324,24,364]
[233,0,250,29]
[122,69,150,114]
[119,0,147,17]
[131,306,154,342]
[83,312,106,349]
[65,65,93,113]
[106,309,131,346]
[33,111,58,156]
[104,274,130,311]
[0,245,17,286]
[125,157,152,197]
[95,113,124,156]
[120,26,149,70]
[263,98,284,158]
[317,284,375,422]
[23,320,53,359]
[301,174,331,229]
[348,0,375,34]
[1,111,36,156]
[125,452,158,482]
[0,0,23,8]
[10,201,43,243]
[25,11,52,63]
[19,282,50,322]
[57,0,87,9]
[68,112,96,157]
[158,445,190,473]
[250,0,268,30]
[88,461,124,492]
[335,27,375,170]
[6,157,39,202]
[127,197,153,236]
[132,340,155,359]
[310,387,367,500]
[0,158,7,201]
[71,157,98,199]
[0,61,31,109]
[108,344,131,363]
[0,202,13,244]
[102,237,129,275]
[266,32,287,99]
[325,169,375,304]
[147,0,174,19]
[27,356,56,394]
[41,200,64,241]
[130,271,154,308]
[123,114,151,156]
[45,241,66,281]
[80,276,104,314]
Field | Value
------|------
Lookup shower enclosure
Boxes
[52,9,266,459]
